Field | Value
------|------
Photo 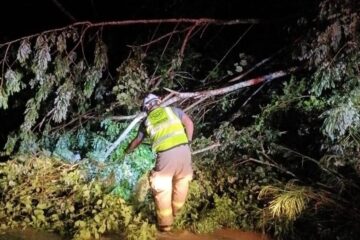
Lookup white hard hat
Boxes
[142,94,160,109]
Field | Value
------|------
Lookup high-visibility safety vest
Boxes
[145,107,188,153]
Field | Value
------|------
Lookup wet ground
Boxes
[1,228,269,240]
[157,229,269,240]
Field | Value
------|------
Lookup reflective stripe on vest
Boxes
[145,107,188,152]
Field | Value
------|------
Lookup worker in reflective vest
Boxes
[126,93,194,232]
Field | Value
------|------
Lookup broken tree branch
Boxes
[192,142,221,155]
[109,68,298,122]
[102,112,147,161]
[104,68,297,160]
[162,67,298,106]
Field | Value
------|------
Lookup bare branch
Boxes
[106,68,298,123]
[103,112,147,161]
[0,18,260,47]
[229,46,287,83]
[203,24,254,82]
[184,96,210,112]
[136,28,186,48]
[162,68,298,106]
[192,142,221,155]
[180,24,198,59]
[108,115,138,121]
[245,157,297,178]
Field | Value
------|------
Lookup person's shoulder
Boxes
[170,107,185,118]
[170,106,184,111]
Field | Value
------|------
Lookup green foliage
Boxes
[0,155,156,240]
[112,57,149,110]
[259,184,311,221]
[53,80,74,123]
[46,119,155,200]
[321,100,360,141]
[5,69,24,95]
[192,194,237,233]
[0,2,358,239]
[83,39,107,98]
[166,132,279,234]
[17,39,32,65]
[0,28,111,155]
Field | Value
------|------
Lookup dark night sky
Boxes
[0,0,317,40]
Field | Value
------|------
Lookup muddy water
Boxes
[1,228,269,240]
[157,229,269,240]
[0,229,63,240]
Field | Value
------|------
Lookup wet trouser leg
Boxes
[172,176,191,216]
[151,174,173,227]
[150,144,192,228]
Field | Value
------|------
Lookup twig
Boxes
[275,144,360,191]
[49,108,97,133]
[229,83,267,122]
[192,142,221,155]
[150,25,185,88]
[145,22,161,54]
[247,157,297,178]
[108,115,138,121]
[184,96,210,112]
[1,43,11,88]
[0,18,259,47]
[34,108,56,131]
[180,24,198,59]
[202,24,254,82]
[137,28,185,48]
[51,0,77,22]
[229,46,286,83]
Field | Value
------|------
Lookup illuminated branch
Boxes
[162,68,298,106]
[104,68,297,160]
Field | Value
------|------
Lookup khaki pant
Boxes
[149,144,193,227]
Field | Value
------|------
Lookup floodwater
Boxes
[0,228,269,240]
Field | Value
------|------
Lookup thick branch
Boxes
[109,68,297,122]
[103,68,296,160]
[162,67,298,106]
[102,112,147,161]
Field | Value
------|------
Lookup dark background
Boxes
[0,0,317,39]
[0,0,319,147]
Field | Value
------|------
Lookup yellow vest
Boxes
[145,107,188,152]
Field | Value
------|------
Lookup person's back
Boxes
[126,93,194,232]
[145,106,189,152]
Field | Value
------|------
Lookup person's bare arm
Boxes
[181,113,194,142]
[126,132,144,153]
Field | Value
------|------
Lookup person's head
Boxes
[142,93,161,112]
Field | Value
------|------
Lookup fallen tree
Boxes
[1,0,360,239]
